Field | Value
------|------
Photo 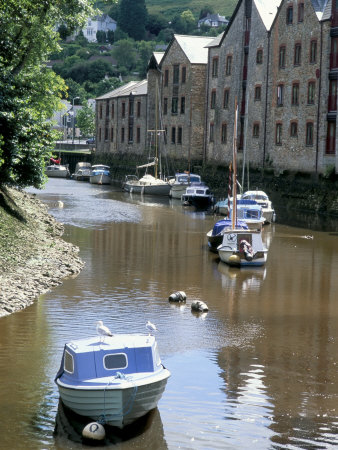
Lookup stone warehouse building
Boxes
[95,0,338,175]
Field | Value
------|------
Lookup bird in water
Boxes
[146,321,159,335]
[96,320,113,338]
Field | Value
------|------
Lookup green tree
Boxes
[118,0,148,40]
[181,10,196,33]
[76,103,95,137]
[136,41,157,77]
[146,13,168,36]
[0,0,95,189]
[112,39,137,71]
[96,30,107,43]
[199,6,214,20]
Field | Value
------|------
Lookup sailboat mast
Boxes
[232,99,238,229]
[155,78,158,179]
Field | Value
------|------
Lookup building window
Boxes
[279,46,286,69]
[326,121,336,154]
[128,125,133,143]
[256,49,263,64]
[226,55,232,75]
[164,97,168,115]
[276,123,282,145]
[121,127,125,143]
[286,5,293,24]
[211,90,216,109]
[171,97,178,114]
[221,123,227,143]
[122,102,126,118]
[210,123,214,142]
[253,123,260,138]
[173,65,179,84]
[99,104,103,119]
[254,86,261,101]
[180,96,185,114]
[137,101,141,117]
[106,101,109,117]
[223,89,229,108]
[181,66,186,83]
[129,99,134,117]
[105,127,108,141]
[111,103,114,119]
[177,126,182,144]
[308,81,315,104]
[306,122,314,146]
[292,83,299,105]
[212,57,219,77]
[171,127,176,143]
[99,128,102,141]
[136,127,140,143]
[294,43,301,66]
[290,121,298,137]
[310,40,317,64]
[277,84,284,106]
[164,69,169,87]
[298,3,304,22]
[111,127,114,141]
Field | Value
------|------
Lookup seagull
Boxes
[146,320,159,335]
[96,320,113,338]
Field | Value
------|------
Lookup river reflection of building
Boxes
[54,400,168,447]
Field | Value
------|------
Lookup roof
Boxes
[171,35,216,64]
[96,80,147,100]
[153,52,164,65]
[254,0,281,30]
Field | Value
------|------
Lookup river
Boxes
[0,178,337,449]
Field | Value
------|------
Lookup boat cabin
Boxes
[230,199,263,221]
[56,335,162,386]
[174,173,201,184]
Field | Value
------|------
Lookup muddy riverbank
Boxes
[0,187,84,317]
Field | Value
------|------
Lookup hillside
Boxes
[146,0,237,19]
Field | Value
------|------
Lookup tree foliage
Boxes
[112,39,137,71]
[76,103,95,137]
[118,0,148,40]
[0,0,95,188]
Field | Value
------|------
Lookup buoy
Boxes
[82,422,105,442]
[57,200,64,208]
[191,300,209,312]
[228,254,241,266]
[168,291,187,302]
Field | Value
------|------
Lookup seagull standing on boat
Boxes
[146,321,158,335]
[96,320,113,338]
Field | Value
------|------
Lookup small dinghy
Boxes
[55,332,170,429]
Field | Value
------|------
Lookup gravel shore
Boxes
[0,187,84,317]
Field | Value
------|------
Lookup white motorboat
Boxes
[241,190,276,224]
[72,162,91,181]
[207,218,248,253]
[45,164,70,178]
[181,183,214,209]
[169,173,202,199]
[55,333,170,429]
[229,199,266,230]
[90,165,111,185]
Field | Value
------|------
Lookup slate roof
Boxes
[170,35,216,64]
[96,80,147,100]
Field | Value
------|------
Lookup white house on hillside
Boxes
[198,13,229,29]
[82,14,117,42]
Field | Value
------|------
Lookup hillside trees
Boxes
[118,0,148,40]
[0,0,95,188]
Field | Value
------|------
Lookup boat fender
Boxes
[168,291,187,302]
[82,422,105,442]
[191,300,209,312]
[239,239,254,261]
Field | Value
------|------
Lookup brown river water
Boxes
[0,178,337,449]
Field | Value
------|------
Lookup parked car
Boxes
[86,137,95,144]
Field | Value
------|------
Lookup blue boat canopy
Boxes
[212,219,248,236]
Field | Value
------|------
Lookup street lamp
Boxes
[72,97,80,143]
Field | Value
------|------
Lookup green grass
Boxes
[146,0,237,19]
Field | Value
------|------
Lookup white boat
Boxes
[90,165,111,185]
[169,173,202,199]
[241,190,276,224]
[123,172,171,196]
[55,333,170,429]
[45,164,70,178]
[229,199,266,230]
[72,162,91,181]
[207,218,248,253]
[181,183,214,209]
[217,228,268,267]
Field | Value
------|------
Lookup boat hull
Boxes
[170,185,188,199]
[57,370,170,429]
[124,182,171,196]
[90,174,111,185]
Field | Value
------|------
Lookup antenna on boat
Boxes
[232,98,238,230]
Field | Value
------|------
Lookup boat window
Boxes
[190,176,200,182]
[64,350,74,374]
[104,353,128,370]
[178,176,188,183]
[196,189,205,194]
